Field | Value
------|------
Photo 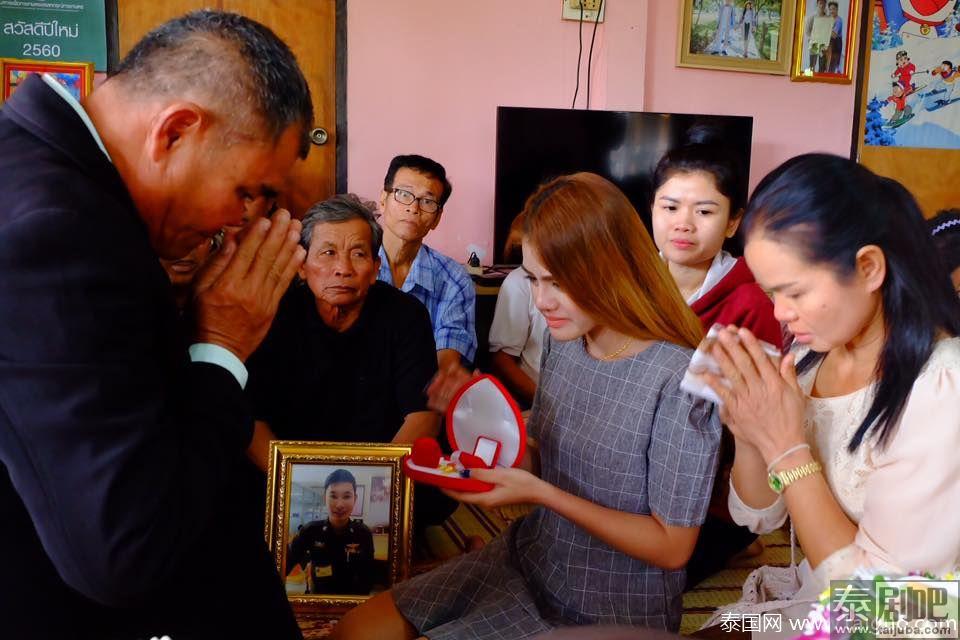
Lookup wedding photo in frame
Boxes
[0,58,94,103]
[677,0,798,75]
[265,441,413,612]
[791,0,861,82]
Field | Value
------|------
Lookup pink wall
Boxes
[347,1,856,262]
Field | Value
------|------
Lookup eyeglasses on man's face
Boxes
[390,187,441,214]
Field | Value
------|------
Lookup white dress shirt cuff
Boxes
[188,343,248,389]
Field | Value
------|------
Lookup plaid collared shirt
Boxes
[378,244,477,363]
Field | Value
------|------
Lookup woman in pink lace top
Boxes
[698,154,960,625]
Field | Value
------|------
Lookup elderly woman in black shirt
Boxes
[246,194,440,463]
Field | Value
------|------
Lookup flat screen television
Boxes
[494,107,753,263]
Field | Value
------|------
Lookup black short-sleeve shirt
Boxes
[287,518,375,595]
[246,281,438,442]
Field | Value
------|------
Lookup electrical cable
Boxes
[585,0,603,110]
[571,2,584,109]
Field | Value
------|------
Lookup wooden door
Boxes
[117,0,338,216]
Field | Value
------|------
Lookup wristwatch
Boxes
[767,461,822,494]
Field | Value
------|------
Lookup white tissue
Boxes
[679,324,781,405]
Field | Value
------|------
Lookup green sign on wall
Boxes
[0,1,107,71]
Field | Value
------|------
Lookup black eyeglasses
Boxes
[390,188,441,214]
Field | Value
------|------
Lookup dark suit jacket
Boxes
[0,75,301,639]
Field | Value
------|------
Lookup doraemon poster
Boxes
[864,0,960,148]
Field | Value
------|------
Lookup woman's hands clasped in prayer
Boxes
[695,325,807,465]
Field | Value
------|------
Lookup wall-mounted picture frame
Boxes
[677,0,798,75]
[791,0,862,82]
[0,58,94,103]
[266,441,413,612]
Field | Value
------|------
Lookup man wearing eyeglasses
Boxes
[377,154,477,370]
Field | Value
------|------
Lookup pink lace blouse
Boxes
[728,337,960,599]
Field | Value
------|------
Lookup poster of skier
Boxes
[863,0,960,148]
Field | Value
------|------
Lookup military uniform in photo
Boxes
[288,518,375,595]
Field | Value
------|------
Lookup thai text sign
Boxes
[0,1,106,70]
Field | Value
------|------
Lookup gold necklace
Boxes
[587,336,633,361]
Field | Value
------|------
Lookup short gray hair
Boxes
[300,194,383,256]
[114,10,314,157]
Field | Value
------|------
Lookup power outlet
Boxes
[561,0,605,22]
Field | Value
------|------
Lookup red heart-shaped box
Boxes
[403,374,526,492]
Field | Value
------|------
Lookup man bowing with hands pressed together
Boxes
[0,10,315,640]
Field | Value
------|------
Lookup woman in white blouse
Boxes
[698,154,960,623]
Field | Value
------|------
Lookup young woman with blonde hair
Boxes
[334,173,722,639]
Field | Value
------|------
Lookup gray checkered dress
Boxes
[394,337,721,639]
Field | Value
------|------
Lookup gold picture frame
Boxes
[677,0,798,75]
[1,58,94,103]
[266,441,413,612]
[791,0,861,82]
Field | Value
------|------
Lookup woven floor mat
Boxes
[296,509,799,637]
[680,528,800,634]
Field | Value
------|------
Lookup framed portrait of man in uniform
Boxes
[265,441,413,611]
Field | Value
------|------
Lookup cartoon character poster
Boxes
[864,0,960,148]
